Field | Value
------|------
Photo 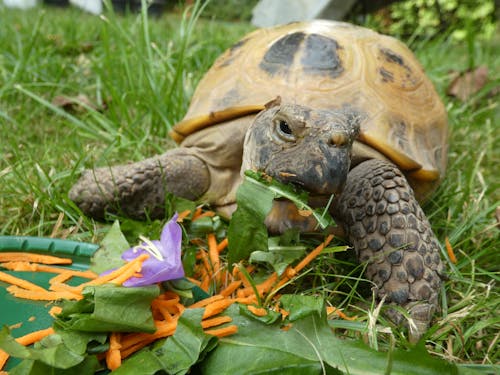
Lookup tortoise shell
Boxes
[170,20,447,192]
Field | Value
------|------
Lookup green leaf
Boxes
[228,170,336,270]
[55,284,159,333]
[200,302,465,375]
[0,327,86,370]
[90,220,129,274]
[244,170,335,230]
[9,356,99,375]
[280,294,325,322]
[227,173,274,268]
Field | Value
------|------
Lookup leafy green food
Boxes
[250,233,306,276]
[55,284,159,333]
[90,220,129,274]
[227,172,275,267]
[227,170,335,268]
[200,300,474,375]
[0,327,87,370]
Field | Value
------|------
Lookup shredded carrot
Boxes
[192,211,215,221]
[9,323,22,330]
[207,234,220,283]
[247,305,267,317]
[7,285,82,301]
[233,295,258,305]
[445,237,457,264]
[176,209,192,222]
[204,325,238,338]
[48,306,63,317]
[0,252,72,265]
[0,351,8,371]
[1,261,97,279]
[189,294,224,309]
[73,253,149,292]
[15,327,55,346]
[280,323,293,331]
[279,308,290,319]
[48,271,73,285]
[0,271,47,292]
[199,266,211,292]
[202,299,235,319]
[326,306,357,321]
[106,333,122,371]
[293,234,334,273]
[216,238,228,253]
[219,280,242,297]
[191,206,203,220]
[201,316,232,329]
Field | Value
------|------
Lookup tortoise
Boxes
[69,20,447,338]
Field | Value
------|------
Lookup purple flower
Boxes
[121,213,185,287]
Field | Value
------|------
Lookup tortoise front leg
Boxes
[335,159,445,341]
[69,148,210,220]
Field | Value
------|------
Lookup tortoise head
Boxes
[242,99,361,195]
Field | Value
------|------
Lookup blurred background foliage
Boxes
[195,0,497,42]
[365,0,497,41]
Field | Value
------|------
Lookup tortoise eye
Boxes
[275,119,296,142]
[279,120,292,135]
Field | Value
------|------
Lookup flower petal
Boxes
[122,213,185,287]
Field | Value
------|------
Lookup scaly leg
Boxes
[69,148,210,219]
[335,159,445,341]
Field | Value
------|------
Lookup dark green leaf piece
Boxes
[56,284,159,333]
[90,220,129,274]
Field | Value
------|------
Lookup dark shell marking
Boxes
[301,34,343,77]
[259,32,343,78]
[259,32,306,75]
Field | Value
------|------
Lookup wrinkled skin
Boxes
[242,103,360,195]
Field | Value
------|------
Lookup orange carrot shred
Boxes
[193,211,215,221]
[7,285,82,301]
[204,325,238,338]
[219,280,242,297]
[216,238,228,253]
[0,351,8,371]
[247,305,267,317]
[176,209,192,222]
[207,233,220,282]
[1,262,97,280]
[202,299,235,319]
[49,306,63,317]
[445,237,457,264]
[293,234,334,273]
[189,294,224,309]
[191,206,203,220]
[106,333,122,371]
[0,271,47,292]
[0,252,72,265]
[201,316,232,329]
[74,253,149,292]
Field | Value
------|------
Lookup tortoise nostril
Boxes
[330,132,347,147]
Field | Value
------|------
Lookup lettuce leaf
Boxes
[55,284,159,333]
[200,298,470,375]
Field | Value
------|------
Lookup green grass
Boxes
[0,2,498,369]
